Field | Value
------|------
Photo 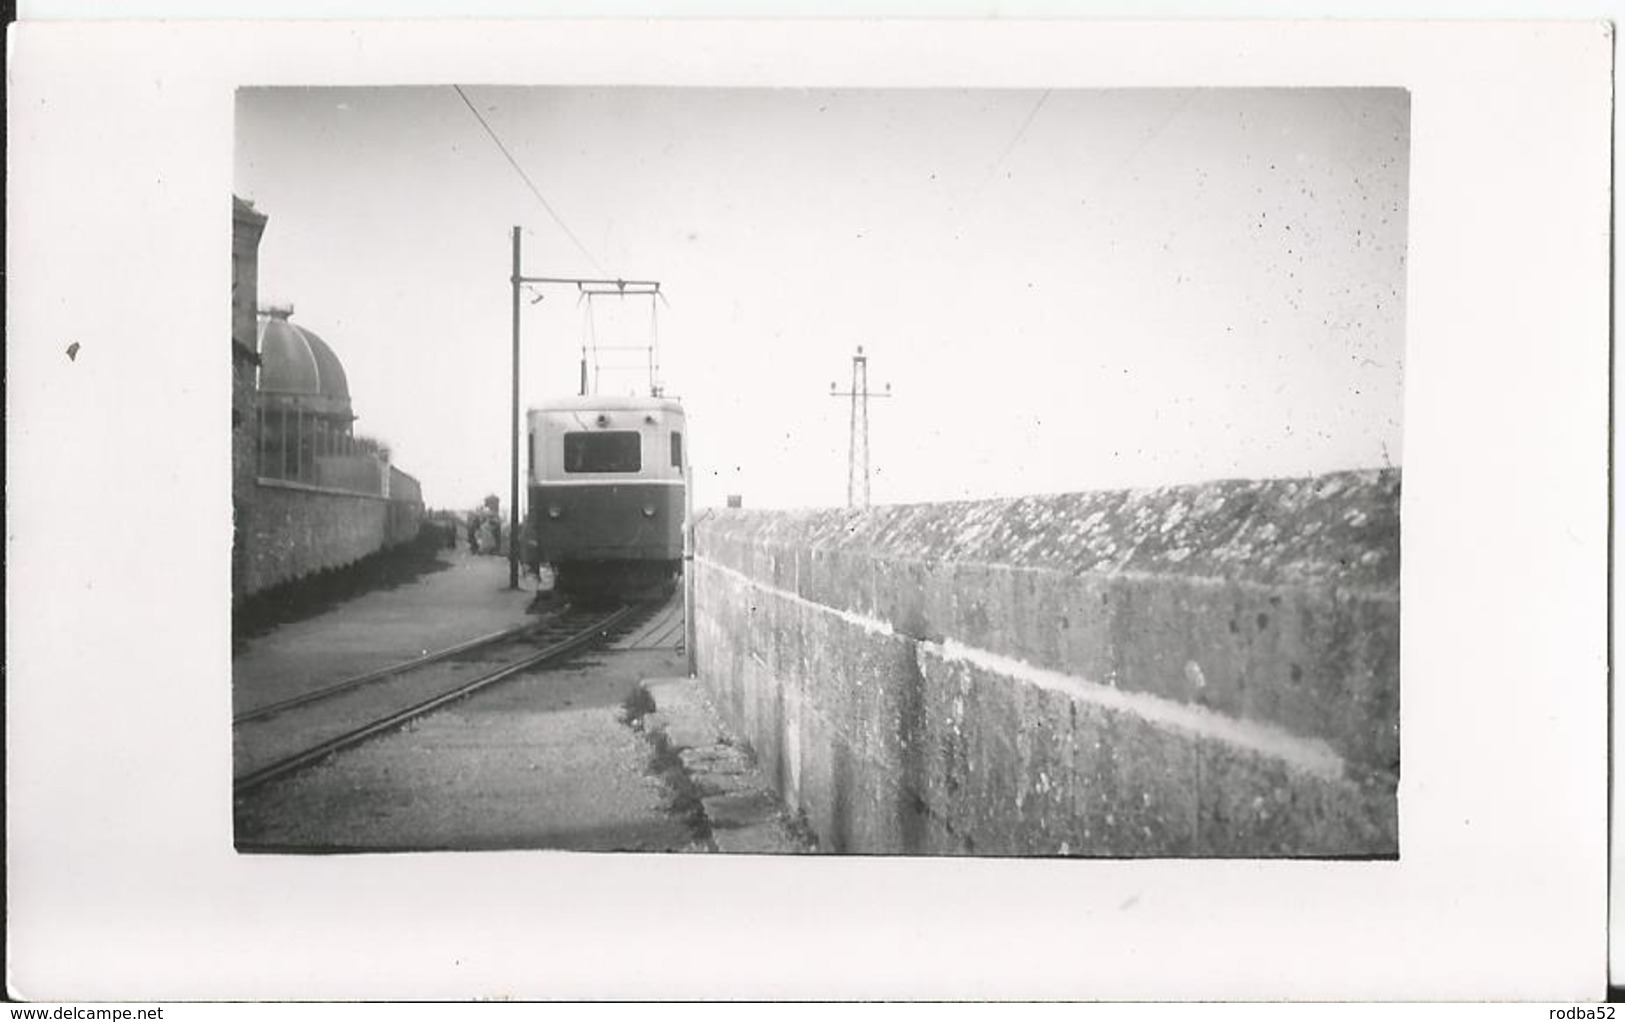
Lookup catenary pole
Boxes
[507,233,662,593]
[509,226,522,590]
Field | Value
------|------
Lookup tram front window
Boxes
[564,431,642,473]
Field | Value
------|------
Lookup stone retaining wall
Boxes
[242,480,390,598]
[691,470,1400,857]
[386,466,424,547]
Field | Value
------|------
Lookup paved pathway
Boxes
[233,550,538,716]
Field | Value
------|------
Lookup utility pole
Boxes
[829,345,891,508]
[509,227,521,590]
[507,226,661,589]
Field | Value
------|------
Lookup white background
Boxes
[6,19,1610,1000]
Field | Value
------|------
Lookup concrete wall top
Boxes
[699,469,1398,591]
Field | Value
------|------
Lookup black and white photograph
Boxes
[230,85,1406,857]
[8,17,1609,1002]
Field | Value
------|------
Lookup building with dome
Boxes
[254,307,382,494]
[258,309,353,420]
[231,195,423,601]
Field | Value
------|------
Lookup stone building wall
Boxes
[242,480,391,597]
[231,197,268,601]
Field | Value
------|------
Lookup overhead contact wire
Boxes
[452,84,608,277]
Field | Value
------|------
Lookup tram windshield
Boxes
[564,431,642,473]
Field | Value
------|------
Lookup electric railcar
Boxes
[526,395,687,599]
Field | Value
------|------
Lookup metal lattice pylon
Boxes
[829,346,891,508]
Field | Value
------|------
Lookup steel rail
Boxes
[232,619,552,726]
[233,603,640,797]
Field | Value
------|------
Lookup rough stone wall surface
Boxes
[316,454,386,496]
[386,466,424,548]
[232,359,260,599]
[692,469,1400,857]
[243,480,390,597]
[389,466,422,506]
[232,365,259,496]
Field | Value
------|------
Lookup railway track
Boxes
[233,601,649,797]
[610,593,687,651]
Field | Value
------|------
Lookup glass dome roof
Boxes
[256,311,354,419]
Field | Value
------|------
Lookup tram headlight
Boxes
[548,506,562,519]
[642,505,656,517]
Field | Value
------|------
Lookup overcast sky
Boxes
[235,86,1407,512]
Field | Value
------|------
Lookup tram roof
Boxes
[529,394,685,415]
